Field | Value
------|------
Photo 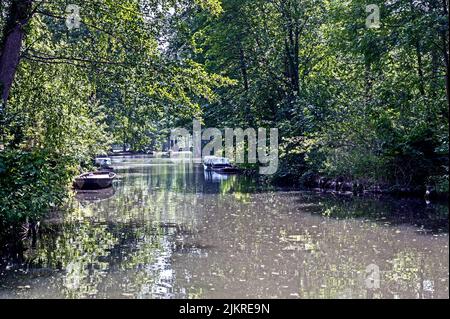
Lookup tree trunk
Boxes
[430,49,439,98]
[238,44,253,126]
[239,46,249,92]
[286,25,299,95]
[415,41,425,96]
[0,0,33,105]
[364,60,372,104]
[293,26,300,94]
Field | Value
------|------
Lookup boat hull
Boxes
[203,164,239,174]
[212,167,240,174]
[74,172,116,190]
[202,157,240,174]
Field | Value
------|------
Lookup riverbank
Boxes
[104,152,448,202]
[238,167,449,202]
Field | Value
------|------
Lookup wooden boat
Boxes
[74,171,116,190]
[203,156,240,174]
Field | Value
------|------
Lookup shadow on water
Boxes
[0,156,448,299]
[295,193,448,234]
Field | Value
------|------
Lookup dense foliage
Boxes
[0,0,226,222]
[0,0,448,223]
[172,0,449,191]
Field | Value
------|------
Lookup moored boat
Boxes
[74,171,117,190]
[203,156,240,174]
[213,165,240,174]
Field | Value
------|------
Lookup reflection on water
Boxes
[0,156,448,299]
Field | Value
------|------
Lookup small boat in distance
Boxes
[74,171,117,190]
[203,156,240,174]
[94,157,114,172]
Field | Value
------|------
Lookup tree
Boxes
[0,0,228,222]
[176,0,448,189]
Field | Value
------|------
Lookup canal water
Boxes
[0,156,448,299]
